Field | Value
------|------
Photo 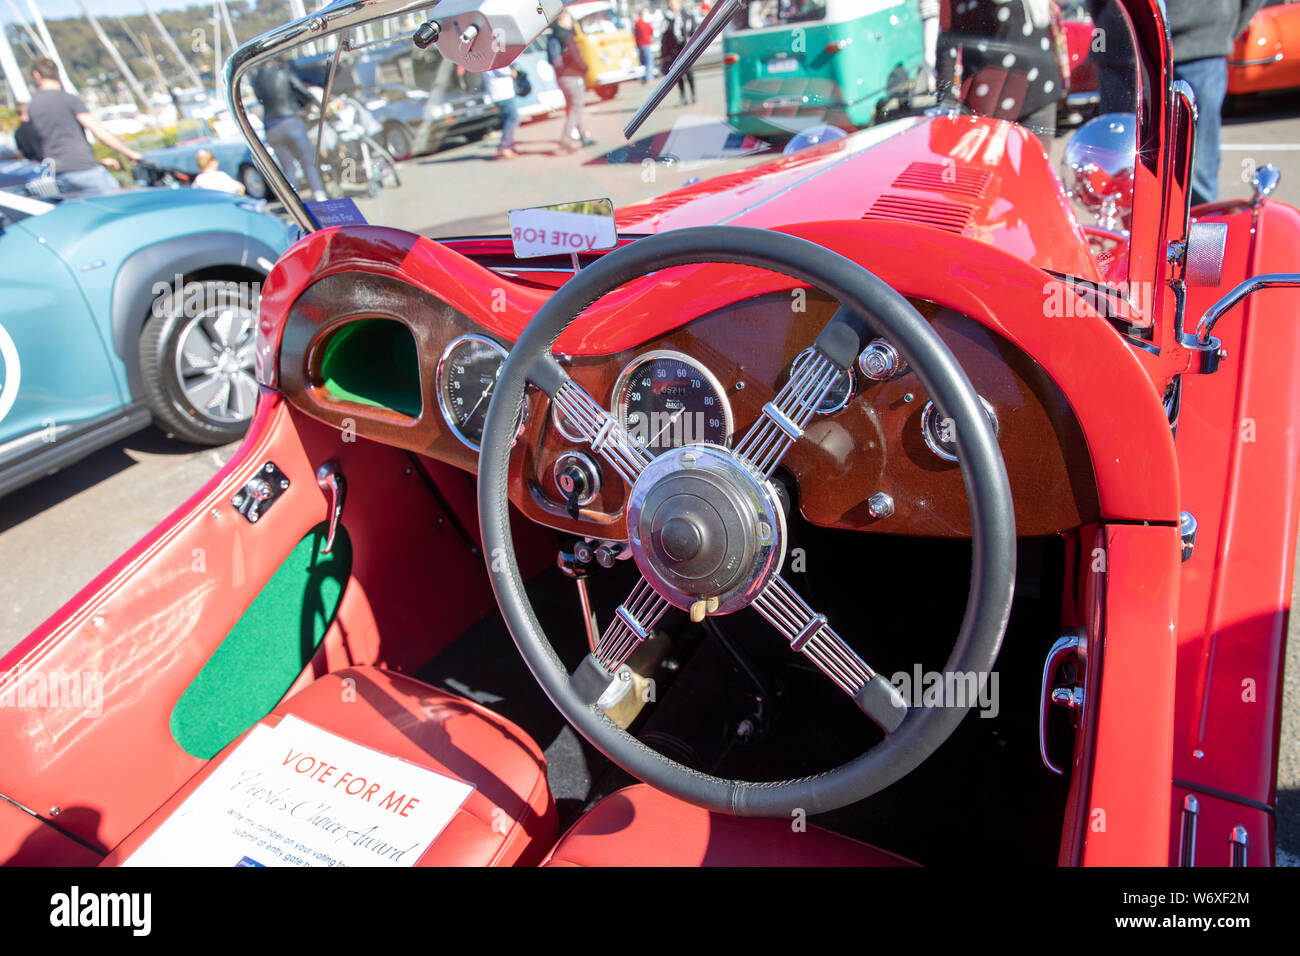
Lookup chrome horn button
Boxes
[626,444,785,615]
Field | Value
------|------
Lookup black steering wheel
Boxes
[478,226,1015,816]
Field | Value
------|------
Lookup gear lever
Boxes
[558,548,599,654]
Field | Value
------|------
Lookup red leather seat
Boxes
[542,784,917,866]
[103,667,556,866]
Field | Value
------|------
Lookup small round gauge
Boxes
[791,347,856,414]
[921,396,999,462]
[613,350,733,455]
[437,334,513,450]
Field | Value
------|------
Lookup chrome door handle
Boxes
[316,461,346,554]
[1039,631,1085,775]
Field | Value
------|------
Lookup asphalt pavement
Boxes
[0,70,1296,863]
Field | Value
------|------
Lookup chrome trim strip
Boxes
[1178,793,1198,866]
[1229,824,1249,867]
[1228,53,1283,67]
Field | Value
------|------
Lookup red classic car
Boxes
[1,0,1297,873]
[1229,0,1300,98]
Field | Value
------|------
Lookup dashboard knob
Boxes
[859,338,907,381]
[595,543,624,568]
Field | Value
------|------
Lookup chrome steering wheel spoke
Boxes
[594,577,669,673]
[732,311,860,478]
[549,377,653,486]
[752,574,908,733]
[569,576,669,705]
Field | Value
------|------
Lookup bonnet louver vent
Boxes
[861,195,976,234]
[892,161,993,197]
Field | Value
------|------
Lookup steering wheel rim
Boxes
[478,225,1015,817]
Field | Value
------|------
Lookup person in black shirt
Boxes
[660,0,698,105]
[14,103,41,162]
[251,58,327,202]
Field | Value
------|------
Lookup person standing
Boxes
[660,0,698,105]
[1167,0,1266,205]
[634,9,656,84]
[251,57,328,203]
[486,65,521,159]
[549,11,595,151]
[26,58,141,196]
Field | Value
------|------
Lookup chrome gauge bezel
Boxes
[921,396,999,463]
[436,333,526,451]
[550,396,589,443]
[610,349,735,454]
[792,347,857,415]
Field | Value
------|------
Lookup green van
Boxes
[722,0,925,137]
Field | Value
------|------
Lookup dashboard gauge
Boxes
[437,334,521,450]
[792,347,856,414]
[921,396,999,462]
[613,350,732,455]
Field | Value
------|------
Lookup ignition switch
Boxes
[554,452,601,519]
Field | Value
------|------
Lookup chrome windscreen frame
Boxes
[224,0,432,234]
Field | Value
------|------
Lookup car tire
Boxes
[383,123,413,160]
[238,163,267,199]
[596,84,618,101]
[138,279,260,446]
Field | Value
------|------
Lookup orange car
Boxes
[1228,0,1300,95]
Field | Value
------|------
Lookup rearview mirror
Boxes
[509,199,618,260]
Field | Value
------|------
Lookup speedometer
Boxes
[437,334,513,450]
[613,350,732,455]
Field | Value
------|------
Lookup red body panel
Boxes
[1229,3,1300,94]
[1078,524,1181,865]
[614,115,1103,283]
[1168,201,1300,859]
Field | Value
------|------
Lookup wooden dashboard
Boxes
[279,271,1099,539]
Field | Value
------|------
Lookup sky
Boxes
[1,1,215,25]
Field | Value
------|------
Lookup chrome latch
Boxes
[1039,631,1086,775]
[315,461,346,554]
[232,462,289,523]
[1180,510,1197,562]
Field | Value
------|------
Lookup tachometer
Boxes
[437,334,515,450]
[613,350,732,455]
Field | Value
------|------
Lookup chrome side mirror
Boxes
[1251,163,1281,205]
[1062,113,1137,232]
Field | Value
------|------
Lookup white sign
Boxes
[509,204,618,259]
[123,715,473,867]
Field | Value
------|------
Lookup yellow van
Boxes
[567,0,645,100]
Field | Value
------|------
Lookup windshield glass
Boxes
[236,0,1140,282]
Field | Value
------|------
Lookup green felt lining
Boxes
[170,523,352,759]
[320,318,422,418]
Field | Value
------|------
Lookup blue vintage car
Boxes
[0,186,294,497]
[136,119,268,198]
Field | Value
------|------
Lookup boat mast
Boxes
[140,0,204,90]
[75,0,157,124]
[0,22,30,104]
[24,0,77,94]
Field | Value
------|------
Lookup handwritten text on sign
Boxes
[123,715,473,867]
